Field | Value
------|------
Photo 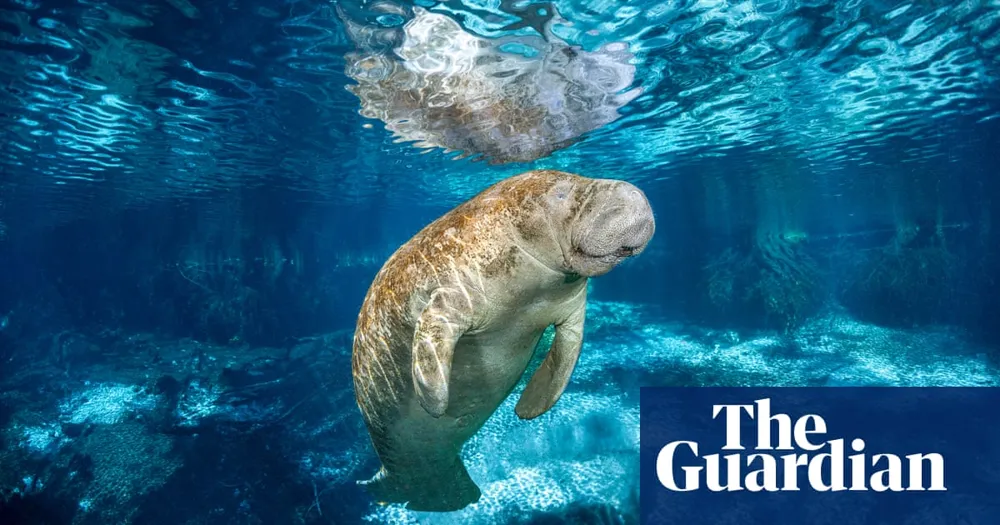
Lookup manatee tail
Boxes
[359,457,482,512]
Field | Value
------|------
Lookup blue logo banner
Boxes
[639,387,1000,525]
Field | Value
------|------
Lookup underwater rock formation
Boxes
[338,4,641,164]
[0,329,366,525]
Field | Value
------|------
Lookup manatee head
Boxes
[503,170,655,278]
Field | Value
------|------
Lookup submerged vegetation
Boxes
[837,162,968,329]
[699,156,825,333]
[704,229,824,333]
[839,218,958,328]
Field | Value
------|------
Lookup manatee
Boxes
[351,169,656,511]
[336,4,642,164]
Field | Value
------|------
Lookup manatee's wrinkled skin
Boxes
[337,4,642,164]
[351,170,655,511]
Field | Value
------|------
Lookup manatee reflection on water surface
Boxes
[337,3,641,164]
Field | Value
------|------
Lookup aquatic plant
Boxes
[974,197,1000,348]
[704,229,823,332]
[838,165,961,328]
[702,156,824,332]
[840,214,957,326]
[171,256,269,346]
[149,231,308,346]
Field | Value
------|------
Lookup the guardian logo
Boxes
[656,398,947,493]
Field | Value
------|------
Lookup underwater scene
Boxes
[1,0,999,523]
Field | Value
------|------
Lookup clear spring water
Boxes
[0,0,998,523]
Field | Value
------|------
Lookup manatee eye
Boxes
[555,190,567,200]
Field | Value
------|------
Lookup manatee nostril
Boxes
[614,246,637,257]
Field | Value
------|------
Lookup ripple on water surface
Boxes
[0,0,998,225]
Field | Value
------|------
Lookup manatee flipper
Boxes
[412,287,473,418]
[515,297,586,420]
[359,456,483,511]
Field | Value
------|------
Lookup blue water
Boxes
[1,0,999,523]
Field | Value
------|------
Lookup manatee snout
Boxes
[571,181,655,276]
[609,182,655,256]
[581,182,655,254]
